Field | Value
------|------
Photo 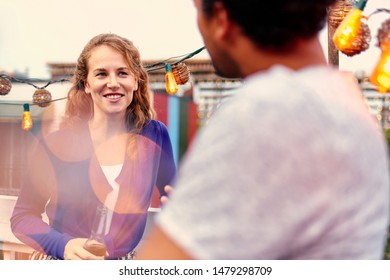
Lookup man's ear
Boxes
[213,2,237,43]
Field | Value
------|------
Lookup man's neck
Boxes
[234,36,327,77]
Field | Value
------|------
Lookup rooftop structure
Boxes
[47,59,240,84]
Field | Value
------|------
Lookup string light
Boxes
[145,46,205,93]
[33,88,52,107]
[0,76,12,95]
[1,46,205,103]
[332,0,390,93]
[370,18,390,93]
[332,0,369,56]
[165,64,178,94]
[172,63,190,85]
[22,103,33,131]
[328,0,354,30]
[377,17,390,48]
[0,46,206,130]
[370,49,390,93]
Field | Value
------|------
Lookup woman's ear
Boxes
[133,77,139,92]
[84,80,90,94]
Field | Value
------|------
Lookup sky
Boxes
[0,0,390,79]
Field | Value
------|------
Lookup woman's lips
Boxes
[103,93,124,101]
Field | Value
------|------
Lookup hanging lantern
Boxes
[328,0,354,29]
[377,18,390,50]
[0,76,12,96]
[339,21,371,56]
[33,88,52,107]
[172,63,190,85]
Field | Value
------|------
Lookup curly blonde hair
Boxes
[61,33,155,132]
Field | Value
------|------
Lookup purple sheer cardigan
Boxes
[10,120,176,259]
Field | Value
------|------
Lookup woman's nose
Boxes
[107,75,119,88]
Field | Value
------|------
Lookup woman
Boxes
[10,33,176,260]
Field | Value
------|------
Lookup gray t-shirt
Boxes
[156,65,390,259]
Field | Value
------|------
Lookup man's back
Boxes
[153,65,390,259]
[136,0,389,260]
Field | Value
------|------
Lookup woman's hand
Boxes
[64,238,107,260]
[160,185,173,206]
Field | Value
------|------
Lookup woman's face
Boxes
[84,45,138,120]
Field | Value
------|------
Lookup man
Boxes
[137,0,390,259]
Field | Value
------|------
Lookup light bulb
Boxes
[370,48,390,93]
[22,103,33,131]
[165,64,178,95]
[333,0,368,53]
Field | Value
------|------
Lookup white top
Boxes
[156,65,390,259]
[101,163,123,234]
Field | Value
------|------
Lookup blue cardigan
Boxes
[11,120,176,259]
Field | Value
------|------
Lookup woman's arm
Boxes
[10,141,72,259]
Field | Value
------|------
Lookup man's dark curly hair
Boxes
[201,0,337,51]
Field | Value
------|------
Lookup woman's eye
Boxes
[96,72,106,77]
[119,71,129,76]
